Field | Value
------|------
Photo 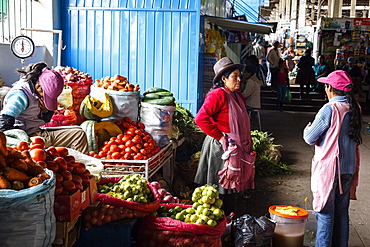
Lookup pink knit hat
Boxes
[317,70,352,92]
[38,68,64,110]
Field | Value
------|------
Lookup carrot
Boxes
[28,177,42,187]
[0,167,29,181]
[26,164,50,180]
[10,159,28,172]
[21,150,35,166]
[0,174,11,189]
[0,155,6,168]
[0,132,7,157]
[11,180,24,190]
[6,146,26,159]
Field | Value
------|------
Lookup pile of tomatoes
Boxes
[15,137,91,196]
[89,117,161,162]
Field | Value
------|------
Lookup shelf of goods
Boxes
[100,142,174,180]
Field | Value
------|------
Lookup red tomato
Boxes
[122,122,130,129]
[72,179,84,191]
[134,129,142,135]
[54,157,68,172]
[93,154,99,158]
[64,155,76,164]
[29,143,44,150]
[45,146,57,158]
[72,174,83,184]
[124,147,132,154]
[123,117,132,123]
[55,147,69,157]
[118,144,126,150]
[117,134,124,140]
[137,122,145,129]
[102,145,110,153]
[61,180,77,193]
[55,182,63,196]
[108,140,116,146]
[55,173,64,183]
[66,162,74,172]
[115,138,123,144]
[98,151,107,158]
[31,137,46,149]
[132,135,142,144]
[59,170,73,181]
[134,153,143,160]
[46,161,58,173]
[122,135,131,142]
[125,140,133,147]
[143,143,149,148]
[140,149,147,155]
[110,145,119,153]
[135,143,143,149]
[79,173,90,185]
[30,148,47,162]
[131,146,139,153]
[123,153,131,160]
[16,141,29,151]
[73,162,86,174]
[110,137,117,142]
[103,140,109,146]
[111,152,121,159]
[126,129,135,136]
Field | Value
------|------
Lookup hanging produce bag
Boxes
[136,203,226,247]
[0,169,56,247]
[95,86,140,122]
[140,102,175,148]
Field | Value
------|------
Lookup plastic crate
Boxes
[100,142,174,180]
[75,219,137,247]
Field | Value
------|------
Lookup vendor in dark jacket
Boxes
[342,57,363,99]
[296,49,315,99]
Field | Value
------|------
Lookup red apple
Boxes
[46,146,58,158]
[46,160,58,173]
[64,155,75,164]
[55,182,63,196]
[55,173,64,183]
[72,174,83,184]
[66,162,74,172]
[79,173,90,185]
[61,180,76,193]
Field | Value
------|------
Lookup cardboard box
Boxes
[89,176,98,204]
[80,187,90,211]
[54,190,82,222]
[53,215,81,247]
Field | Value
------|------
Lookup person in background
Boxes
[194,57,254,215]
[305,38,314,50]
[251,39,265,65]
[314,55,329,92]
[342,57,363,99]
[266,40,282,90]
[303,70,362,247]
[296,48,315,99]
[244,55,266,87]
[272,59,289,111]
[282,45,296,72]
[0,62,89,154]
[242,65,263,112]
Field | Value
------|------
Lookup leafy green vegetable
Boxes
[251,130,291,178]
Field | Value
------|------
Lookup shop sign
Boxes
[321,18,352,30]
[354,18,370,26]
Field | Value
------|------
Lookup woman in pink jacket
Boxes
[303,70,362,247]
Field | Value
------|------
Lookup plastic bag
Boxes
[234,214,275,247]
[66,148,104,177]
[284,90,292,103]
[136,203,226,247]
[140,102,175,148]
[98,87,140,122]
[0,169,56,247]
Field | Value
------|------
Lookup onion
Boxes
[150,181,161,190]
[162,195,174,203]
[157,188,167,199]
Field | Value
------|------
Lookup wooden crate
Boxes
[52,215,81,247]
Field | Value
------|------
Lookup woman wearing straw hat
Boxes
[194,57,255,215]
[303,70,362,247]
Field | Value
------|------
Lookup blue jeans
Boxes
[276,85,288,103]
[315,174,354,247]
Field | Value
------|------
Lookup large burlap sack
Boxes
[0,169,56,247]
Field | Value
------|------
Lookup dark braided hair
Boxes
[333,87,362,145]
[16,62,48,85]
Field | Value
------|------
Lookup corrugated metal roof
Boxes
[205,16,272,34]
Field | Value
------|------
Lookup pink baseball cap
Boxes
[317,70,352,92]
[38,68,64,110]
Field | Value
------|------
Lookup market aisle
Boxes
[239,110,370,247]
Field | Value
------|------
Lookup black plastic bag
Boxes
[234,214,276,247]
